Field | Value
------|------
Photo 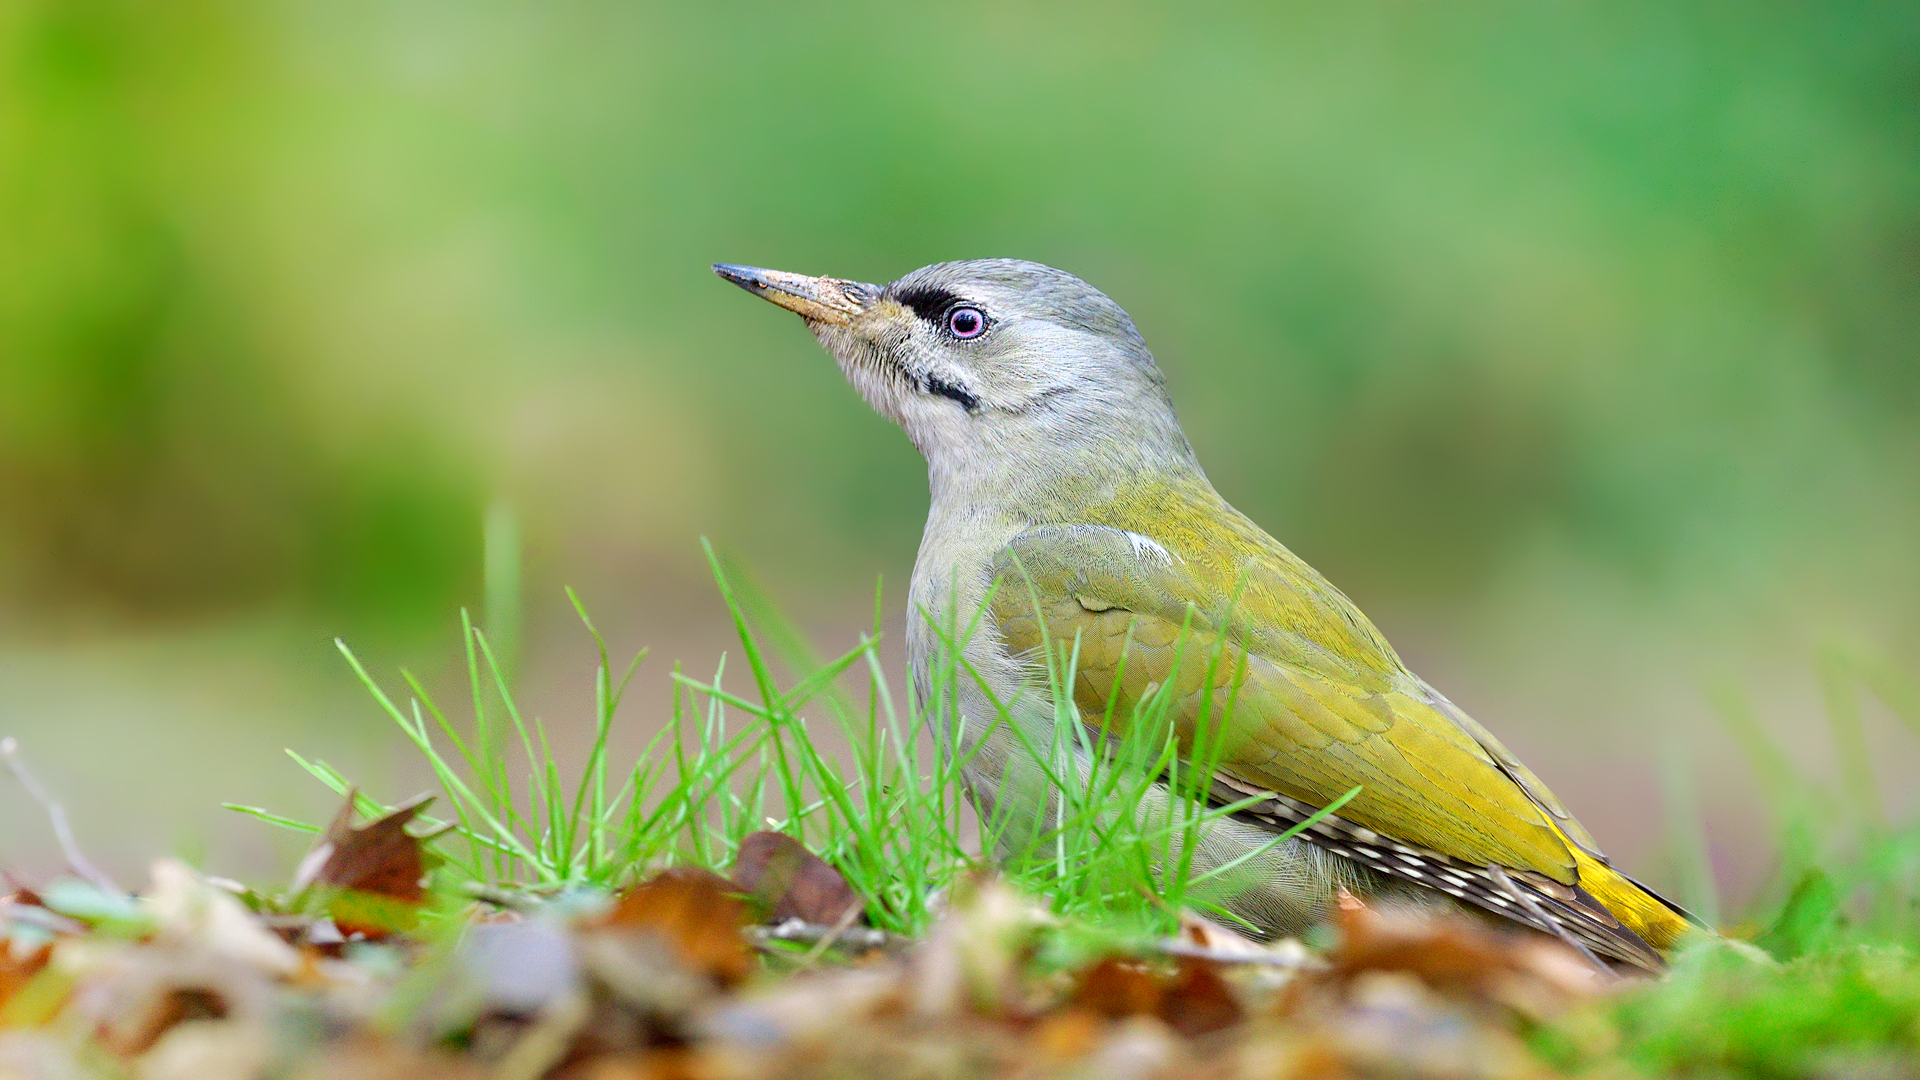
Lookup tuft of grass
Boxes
[1705,642,1920,954]
[1521,648,1920,1077]
[242,540,1920,949]
[1535,934,1920,1077]
[231,540,1345,939]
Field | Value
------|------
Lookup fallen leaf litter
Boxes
[0,792,1632,1080]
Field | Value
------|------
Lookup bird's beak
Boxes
[711,264,880,327]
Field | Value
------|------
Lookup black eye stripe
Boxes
[893,286,961,322]
[892,285,983,410]
[924,374,979,412]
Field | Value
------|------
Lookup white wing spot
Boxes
[1124,531,1180,565]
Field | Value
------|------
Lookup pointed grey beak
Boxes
[712,264,880,327]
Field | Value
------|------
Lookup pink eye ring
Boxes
[946,306,986,339]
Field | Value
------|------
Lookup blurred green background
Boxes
[2,0,1916,909]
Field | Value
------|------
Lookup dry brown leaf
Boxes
[1328,904,1602,1016]
[290,792,435,938]
[1074,957,1164,1019]
[579,1048,704,1080]
[1029,1007,1104,1061]
[603,869,752,988]
[0,899,52,1014]
[0,890,80,1026]
[1332,905,1516,989]
[729,831,863,928]
[1074,955,1244,1039]
[0,946,52,1021]
[1159,959,1243,1038]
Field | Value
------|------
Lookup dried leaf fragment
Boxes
[0,940,51,1013]
[1073,958,1163,1019]
[1073,955,1244,1037]
[603,869,751,988]
[147,860,301,978]
[730,831,863,928]
[290,792,436,937]
[1329,904,1602,1016]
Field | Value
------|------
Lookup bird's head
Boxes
[714,259,1199,490]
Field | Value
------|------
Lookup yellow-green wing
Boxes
[988,508,1598,886]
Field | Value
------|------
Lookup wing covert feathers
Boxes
[987,482,1697,967]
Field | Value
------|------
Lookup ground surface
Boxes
[3,796,1917,1080]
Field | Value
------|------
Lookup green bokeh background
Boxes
[2,0,1916,902]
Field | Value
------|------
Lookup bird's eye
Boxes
[945,306,986,339]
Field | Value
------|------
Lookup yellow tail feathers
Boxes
[1569,844,1694,951]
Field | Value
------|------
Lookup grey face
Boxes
[714,258,1192,475]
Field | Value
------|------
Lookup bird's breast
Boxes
[905,500,1050,760]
